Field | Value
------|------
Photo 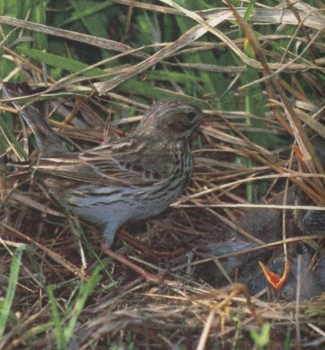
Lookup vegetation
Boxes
[0,0,324,348]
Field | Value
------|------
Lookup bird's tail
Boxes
[2,83,66,155]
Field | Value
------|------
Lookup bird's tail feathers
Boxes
[2,83,66,155]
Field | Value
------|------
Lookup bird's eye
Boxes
[281,285,293,300]
[187,111,197,122]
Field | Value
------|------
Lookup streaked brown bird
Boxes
[2,83,202,248]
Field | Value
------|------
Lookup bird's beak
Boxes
[259,258,291,290]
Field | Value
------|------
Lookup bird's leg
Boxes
[102,245,165,283]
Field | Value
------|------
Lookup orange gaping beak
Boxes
[259,259,291,290]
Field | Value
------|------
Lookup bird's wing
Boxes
[35,138,176,186]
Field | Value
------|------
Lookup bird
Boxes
[202,135,325,299]
[259,244,325,301]
[2,83,203,248]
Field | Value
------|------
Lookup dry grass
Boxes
[1,1,325,349]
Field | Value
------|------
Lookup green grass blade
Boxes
[47,286,65,350]
[0,245,26,339]
[63,264,103,344]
